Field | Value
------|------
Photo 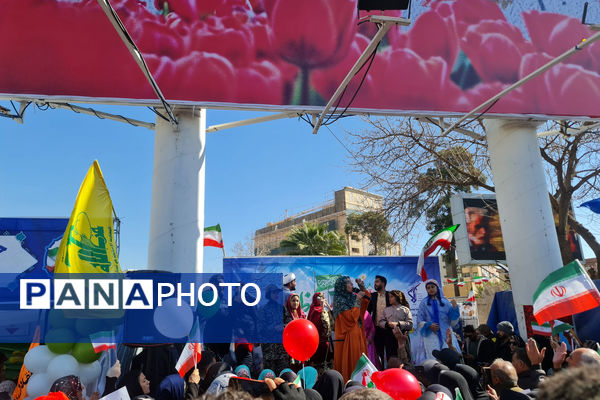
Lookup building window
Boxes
[351,235,359,241]
[352,248,360,253]
[463,273,471,277]
[327,220,337,231]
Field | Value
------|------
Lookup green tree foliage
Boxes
[278,222,347,255]
[344,211,394,255]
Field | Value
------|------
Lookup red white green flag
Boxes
[533,260,600,324]
[204,224,224,248]
[446,278,458,284]
[176,320,203,377]
[417,224,459,281]
[457,281,466,287]
[531,321,552,336]
[467,290,475,302]
[473,276,483,285]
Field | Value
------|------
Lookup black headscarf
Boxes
[199,362,232,394]
[453,364,488,400]
[439,370,474,400]
[424,361,449,386]
[426,384,454,399]
[305,388,324,400]
[313,370,344,400]
[118,370,145,399]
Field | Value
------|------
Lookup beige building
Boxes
[254,187,402,256]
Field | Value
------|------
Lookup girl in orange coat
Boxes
[332,276,370,381]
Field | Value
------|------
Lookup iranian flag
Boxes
[90,331,117,353]
[533,260,600,324]
[473,276,483,285]
[204,224,223,248]
[176,319,203,377]
[457,281,466,287]
[417,225,459,281]
[446,278,458,284]
[350,353,377,387]
[467,290,475,302]
[531,321,552,336]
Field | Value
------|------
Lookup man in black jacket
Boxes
[367,275,391,367]
[512,347,545,390]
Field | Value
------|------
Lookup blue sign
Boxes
[0,218,68,275]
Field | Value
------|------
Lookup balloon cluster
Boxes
[23,310,108,400]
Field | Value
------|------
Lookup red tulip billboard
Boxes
[1,0,599,118]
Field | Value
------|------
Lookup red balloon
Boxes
[371,369,422,400]
[282,319,319,362]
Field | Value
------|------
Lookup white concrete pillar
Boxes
[148,109,206,273]
[484,119,563,339]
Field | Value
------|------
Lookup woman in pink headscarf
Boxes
[363,310,382,370]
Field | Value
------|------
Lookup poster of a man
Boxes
[463,200,505,260]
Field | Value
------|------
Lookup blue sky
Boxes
[0,103,396,272]
[1,102,597,273]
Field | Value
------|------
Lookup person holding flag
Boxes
[414,279,460,364]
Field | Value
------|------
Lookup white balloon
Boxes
[153,297,193,339]
[26,374,52,399]
[24,346,54,374]
[78,361,101,386]
[46,354,80,385]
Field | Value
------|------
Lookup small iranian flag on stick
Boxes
[350,353,378,387]
[90,331,117,353]
[204,224,224,248]
[176,320,203,378]
[531,321,552,336]
[533,260,600,324]
[417,225,459,281]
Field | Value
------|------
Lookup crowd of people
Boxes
[6,274,600,400]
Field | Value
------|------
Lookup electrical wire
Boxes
[320,38,380,127]
[455,99,499,130]
[147,106,170,122]
[99,0,178,126]
[323,41,379,126]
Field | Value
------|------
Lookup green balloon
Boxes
[72,342,101,364]
[45,328,75,354]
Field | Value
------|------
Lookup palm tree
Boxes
[278,222,347,255]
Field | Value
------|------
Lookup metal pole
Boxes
[312,16,410,135]
[442,31,600,136]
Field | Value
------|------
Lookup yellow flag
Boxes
[55,161,121,273]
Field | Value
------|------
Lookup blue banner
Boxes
[223,256,441,316]
[0,218,68,275]
[0,272,283,344]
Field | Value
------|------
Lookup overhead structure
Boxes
[3,0,600,286]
